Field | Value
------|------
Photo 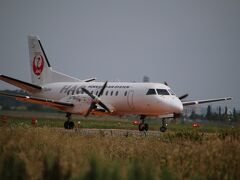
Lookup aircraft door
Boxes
[127,90,135,109]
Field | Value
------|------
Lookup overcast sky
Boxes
[0,0,239,108]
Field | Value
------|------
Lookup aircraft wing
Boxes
[0,75,42,93]
[182,97,232,106]
[0,92,73,110]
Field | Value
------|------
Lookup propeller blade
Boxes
[98,81,108,97]
[164,81,168,86]
[81,87,95,99]
[82,81,111,117]
[85,102,96,117]
[98,101,111,113]
[178,93,189,100]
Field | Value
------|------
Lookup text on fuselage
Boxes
[59,85,130,95]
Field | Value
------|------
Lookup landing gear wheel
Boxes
[64,113,74,129]
[64,121,75,129]
[69,121,75,129]
[160,126,167,132]
[138,123,145,131]
[159,118,167,132]
[64,121,69,129]
[144,123,149,131]
[138,123,149,131]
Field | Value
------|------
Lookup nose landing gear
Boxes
[138,115,149,131]
[64,112,75,129]
[160,118,167,132]
[138,123,149,131]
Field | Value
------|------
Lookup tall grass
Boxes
[0,127,239,179]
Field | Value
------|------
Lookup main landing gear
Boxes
[138,115,149,131]
[64,112,75,129]
[137,116,168,133]
[160,118,167,132]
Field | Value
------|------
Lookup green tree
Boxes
[205,105,212,120]
[189,110,197,120]
[218,106,222,121]
[233,108,237,122]
[224,106,228,115]
[223,106,228,121]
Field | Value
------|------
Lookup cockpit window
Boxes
[146,89,156,95]
[156,89,170,95]
[168,89,176,95]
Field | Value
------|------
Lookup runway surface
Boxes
[58,128,162,137]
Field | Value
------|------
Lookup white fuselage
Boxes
[33,81,183,116]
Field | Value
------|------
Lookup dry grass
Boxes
[0,127,239,180]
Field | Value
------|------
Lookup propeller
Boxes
[164,81,189,100]
[178,93,189,100]
[81,81,111,117]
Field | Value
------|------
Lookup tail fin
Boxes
[28,35,81,86]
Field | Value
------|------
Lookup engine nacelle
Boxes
[173,113,181,119]
[60,94,93,114]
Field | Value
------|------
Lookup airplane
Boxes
[0,35,232,132]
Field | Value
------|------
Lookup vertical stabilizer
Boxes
[28,35,81,86]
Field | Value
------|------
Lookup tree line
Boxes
[188,105,240,122]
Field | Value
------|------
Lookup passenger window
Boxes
[146,89,156,95]
[157,89,170,95]
[124,91,127,96]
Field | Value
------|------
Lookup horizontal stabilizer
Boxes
[0,92,73,110]
[83,78,96,82]
[0,75,42,93]
[182,97,232,106]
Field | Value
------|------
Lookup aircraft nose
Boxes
[172,98,183,113]
[157,96,183,114]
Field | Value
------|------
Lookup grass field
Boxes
[0,110,237,132]
[0,111,240,180]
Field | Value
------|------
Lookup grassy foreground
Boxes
[0,127,240,180]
